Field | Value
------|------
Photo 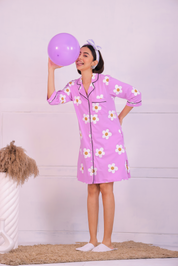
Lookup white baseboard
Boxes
[18,230,178,247]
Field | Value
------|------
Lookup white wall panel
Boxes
[123,113,178,168]
[2,112,178,168]
[0,0,178,104]
[2,112,80,166]
[18,177,178,246]
[19,178,88,231]
[113,179,178,234]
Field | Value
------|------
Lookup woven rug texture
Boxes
[0,241,178,265]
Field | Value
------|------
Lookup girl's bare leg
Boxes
[87,184,100,246]
[100,182,115,249]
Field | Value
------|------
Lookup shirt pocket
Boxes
[91,100,107,114]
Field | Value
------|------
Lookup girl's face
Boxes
[76,47,97,72]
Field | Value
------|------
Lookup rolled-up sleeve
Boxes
[107,75,142,107]
[47,82,73,105]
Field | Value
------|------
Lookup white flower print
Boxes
[64,87,70,96]
[115,144,125,155]
[80,163,84,173]
[108,163,118,174]
[103,76,109,85]
[60,94,66,103]
[68,81,74,87]
[102,129,112,140]
[114,85,122,95]
[83,114,89,124]
[108,110,117,121]
[89,133,91,139]
[92,73,96,80]
[92,103,101,113]
[88,166,97,176]
[83,148,91,158]
[118,129,123,136]
[91,114,99,124]
[125,161,130,173]
[74,96,82,106]
[96,94,103,99]
[131,87,140,96]
[95,147,105,158]
[90,83,94,88]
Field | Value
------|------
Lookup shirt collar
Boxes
[77,73,99,99]
[77,73,99,86]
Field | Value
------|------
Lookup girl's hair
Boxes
[77,44,104,75]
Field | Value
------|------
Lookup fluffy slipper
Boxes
[76,243,95,251]
[92,243,117,252]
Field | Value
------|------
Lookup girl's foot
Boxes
[92,243,117,252]
[76,243,95,251]
[102,240,113,249]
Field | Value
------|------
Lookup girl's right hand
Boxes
[48,58,63,70]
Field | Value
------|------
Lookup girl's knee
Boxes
[100,182,114,195]
[88,184,100,196]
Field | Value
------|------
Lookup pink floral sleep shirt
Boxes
[47,73,142,184]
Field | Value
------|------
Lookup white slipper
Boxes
[92,243,117,252]
[76,243,95,251]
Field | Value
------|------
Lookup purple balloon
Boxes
[48,33,80,66]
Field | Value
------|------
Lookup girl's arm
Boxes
[47,58,63,99]
[118,105,133,125]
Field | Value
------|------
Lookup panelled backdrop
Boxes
[0,0,178,248]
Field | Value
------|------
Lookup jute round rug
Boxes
[0,241,178,265]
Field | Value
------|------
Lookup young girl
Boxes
[47,39,142,252]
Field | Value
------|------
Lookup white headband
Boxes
[86,39,101,68]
